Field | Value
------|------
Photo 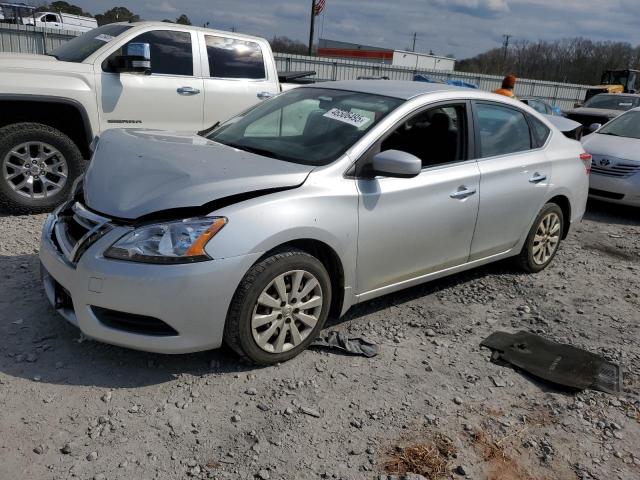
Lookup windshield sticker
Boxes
[619,102,633,107]
[95,34,114,42]
[323,108,371,128]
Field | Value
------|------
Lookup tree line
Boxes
[456,38,640,85]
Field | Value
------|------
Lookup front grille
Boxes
[566,114,610,127]
[590,158,640,178]
[589,188,625,200]
[51,202,112,264]
[92,307,179,336]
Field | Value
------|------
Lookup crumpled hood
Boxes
[84,129,313,220]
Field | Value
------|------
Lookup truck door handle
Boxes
[257,91,274,100]
[177,87,200,96]
[450,186,477,199]
[529,173,547,183]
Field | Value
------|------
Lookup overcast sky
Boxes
[71,0,640,58]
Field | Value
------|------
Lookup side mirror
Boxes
[371,150,421,178]
[113,42,151,75]
[574,102,583,108]
[589,123,602,132]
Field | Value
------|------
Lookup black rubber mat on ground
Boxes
[481,331,623,394]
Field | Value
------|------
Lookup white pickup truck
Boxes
[0,21,309,213]
[23,11,98,33]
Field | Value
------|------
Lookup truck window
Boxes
[43,14,58,22]
[121,30,193,76]
[205,36,266,80]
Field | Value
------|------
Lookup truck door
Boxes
[96,29,204,133]
[199,33,279,128]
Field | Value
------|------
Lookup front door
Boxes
[96,29,204,133]
[356,103,480,296]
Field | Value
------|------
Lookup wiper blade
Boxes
[226,143,281,159]
[197,121,220,137]
[599,132,620,136]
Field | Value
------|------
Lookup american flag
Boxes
[314,0,326,16]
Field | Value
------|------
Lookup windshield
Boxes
[207,88,403,166]
[50,24,133,62]
[598,110,640,139]
[584,95,640,111]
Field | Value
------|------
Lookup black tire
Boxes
[0,123,84,214]
[224,249,332,365]
[516,203,565,273]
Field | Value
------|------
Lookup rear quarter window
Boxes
[528,115,551,148]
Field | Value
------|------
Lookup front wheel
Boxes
[224,249,332,365]
[0,123,84,214]
[516,203,564,273]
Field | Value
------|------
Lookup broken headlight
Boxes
[105,217,227,264]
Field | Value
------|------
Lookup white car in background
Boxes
[582,107,640,206]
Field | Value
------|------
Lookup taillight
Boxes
[580,153,592,174]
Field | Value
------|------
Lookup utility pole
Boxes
[412,32,417,52]
[502,34,512,72]
[308,0,316,56]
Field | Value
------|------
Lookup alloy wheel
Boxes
[251,269,323,354]
[2,141,68,199]
[532,212,561,265]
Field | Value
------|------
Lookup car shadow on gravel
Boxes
[0,254,524,389]
[584,199,640,226]
[331,259,524,326]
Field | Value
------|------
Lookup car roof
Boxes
[124,21,268,43]
[592,92,640,98]
[301,80,466,100]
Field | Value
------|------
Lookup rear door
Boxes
[356,101,481,296]
[199,33,279,127]
[96,28,204,132]
[469,102,552,260]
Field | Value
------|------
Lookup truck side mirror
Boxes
[113,42,151,75]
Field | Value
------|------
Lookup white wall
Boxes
[392,51,455,71]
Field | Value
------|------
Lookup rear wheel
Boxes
[224,249,331,365]
[0,123,84,214]
[516,203,564,273]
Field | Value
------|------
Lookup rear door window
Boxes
[475,103,532,158]
[205,36,266,79]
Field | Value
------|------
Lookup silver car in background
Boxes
[582,107,640,206]
[39,81,590,364]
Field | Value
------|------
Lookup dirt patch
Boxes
[384,433,457,479]
[471,431,540,480]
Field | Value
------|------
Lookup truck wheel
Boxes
[0,123,84,214]
[224,249,331,365]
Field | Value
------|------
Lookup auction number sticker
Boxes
[323,108,371,128]
[95,34,115,42]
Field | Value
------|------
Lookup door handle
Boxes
[529,173,547,183]
[450,186,477,199]
[177,86,201,96]
[257,91,274,100]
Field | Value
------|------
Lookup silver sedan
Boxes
[582,107,640,207]
[39,81,590,364]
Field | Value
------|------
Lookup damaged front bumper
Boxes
[39,204,261,354]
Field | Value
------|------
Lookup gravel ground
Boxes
[0,200,638,480]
